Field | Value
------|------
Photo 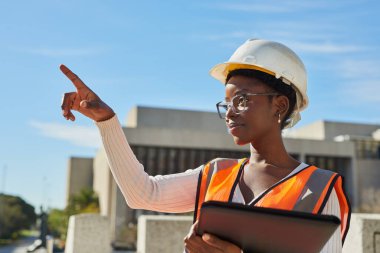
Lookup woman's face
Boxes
[224,75,279,145]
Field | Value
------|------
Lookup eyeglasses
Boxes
[216,93,279,119]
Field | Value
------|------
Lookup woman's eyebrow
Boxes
[225,88,250,100]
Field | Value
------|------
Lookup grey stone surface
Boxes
[137,215,193,253]
[343,213,380,253]
[125,106,226,133]
[357,160,380,212]
[65,214,111,253]
[66,157,93,206]
[285,120,380,140]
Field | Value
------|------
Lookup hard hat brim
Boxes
[209,62,276,84]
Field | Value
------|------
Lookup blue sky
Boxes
[0,0,379,210]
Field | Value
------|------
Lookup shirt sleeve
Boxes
[320,189,342,253]
[95,115,200,213]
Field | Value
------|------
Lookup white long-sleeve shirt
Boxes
[96,115,343,253]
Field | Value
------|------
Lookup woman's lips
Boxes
[227,122,244,134]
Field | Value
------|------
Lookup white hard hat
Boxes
[210,39,308,128]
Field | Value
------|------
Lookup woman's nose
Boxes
[225,104,237,119]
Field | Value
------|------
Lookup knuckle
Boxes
[70,73,78,80]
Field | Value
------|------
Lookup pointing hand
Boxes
[60,64,115,122]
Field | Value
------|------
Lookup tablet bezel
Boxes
[196,201,341,253]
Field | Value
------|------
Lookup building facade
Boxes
[66,106,380,248]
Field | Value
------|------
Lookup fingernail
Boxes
[203,234,211,241]
[80,101,87,107]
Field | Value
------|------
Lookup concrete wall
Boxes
[356,160,380,212]
[284,138,355,158]
[93,148,119,243]
[324,121,380,140]
[93,149,113,217]
[123,126,246,151]
[285,121,380,141]
[113,187,136,248]
[93,148,135,245]
[343,213,380,253]
[137,215,192,253]
[373,129,380,140]
[65,157,93,205]
[284,121,326,140]
[125,106,227,133]
[65,214,111,253]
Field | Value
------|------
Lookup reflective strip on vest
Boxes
[194,158,246,221]
[292,168,336,213]
[193,158,351,244]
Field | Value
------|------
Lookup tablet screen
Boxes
[196,201,340,253]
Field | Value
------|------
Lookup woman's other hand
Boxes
[60,64,115,122]
[184,221,242,253]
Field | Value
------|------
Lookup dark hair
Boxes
[226,69,297,129]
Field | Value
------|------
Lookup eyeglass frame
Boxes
[216,92,280,119]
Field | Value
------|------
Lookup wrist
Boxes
[95,111,115,122]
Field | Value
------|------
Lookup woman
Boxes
[60,39,350,253]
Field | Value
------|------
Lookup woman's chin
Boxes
[232,136,250,146]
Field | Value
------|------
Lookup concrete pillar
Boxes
[65,214,111,253]
[343,213,380,253]
[46,236,54,253]
[137,215,193,253]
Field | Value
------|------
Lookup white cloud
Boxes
[285,41,365,54]
[335,59,380,103]
[209,1,359,13]
[192,31,365,54]
[214,3,293,13]
[30,120,101,148]
[196,31,252,41]
[212,1,332,13]
[337,59,380,79]
[341,79,380,103]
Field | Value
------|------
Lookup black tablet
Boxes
[196,201,341,253]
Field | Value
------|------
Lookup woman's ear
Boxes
[273,95,289,120]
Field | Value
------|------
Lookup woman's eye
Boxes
[237,96,247,105]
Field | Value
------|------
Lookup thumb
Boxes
[80,100,101,109]
[79,99,115,122]
[202,233,237,251]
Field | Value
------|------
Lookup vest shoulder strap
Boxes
[193,158,246,222]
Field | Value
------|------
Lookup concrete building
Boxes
[65,157,93,204]
[66,106,380,249]
[285,120,380,213]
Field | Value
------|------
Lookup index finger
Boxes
[60,64,89,90]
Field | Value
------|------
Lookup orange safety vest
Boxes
[193,158,351,244]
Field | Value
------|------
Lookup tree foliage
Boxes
[0,194,37,239]
[66,188,100,215]
[47,188,99,240]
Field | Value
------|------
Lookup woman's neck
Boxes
[248,132,299,169]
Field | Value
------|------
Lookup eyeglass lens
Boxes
[216,95,248,119]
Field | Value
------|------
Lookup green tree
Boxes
[47,209,69,239]
[66,188,100,215]
[0,194,37,239]
[47,188,99,240]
